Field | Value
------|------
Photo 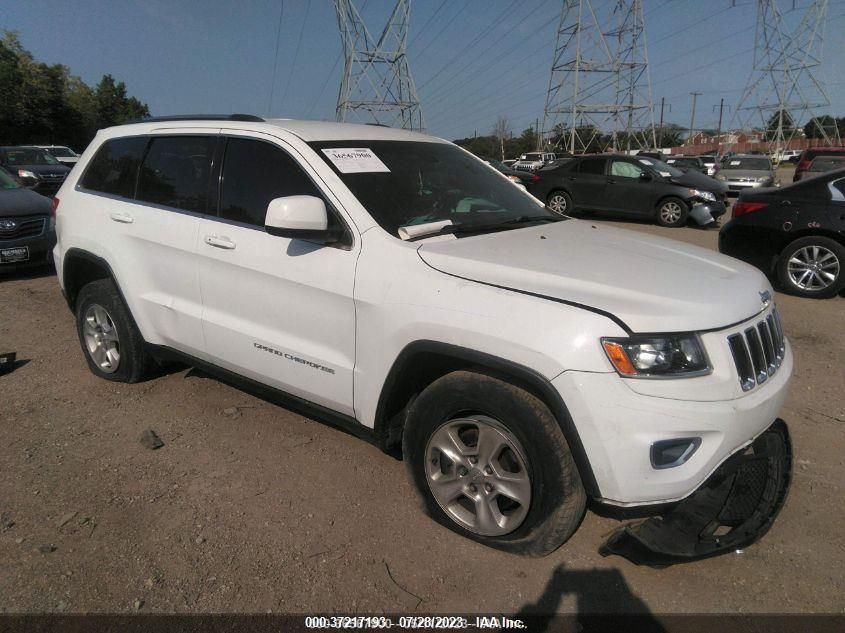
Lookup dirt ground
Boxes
[1,173,844,616]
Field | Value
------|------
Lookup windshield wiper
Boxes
[400,215,561,242]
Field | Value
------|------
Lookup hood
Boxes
[720,169,771,180]
[669,169,727,193]
[0,187,52,217]
[10,163,71,176]
[417,221,771,333]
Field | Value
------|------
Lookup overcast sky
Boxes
[4,0,845,140]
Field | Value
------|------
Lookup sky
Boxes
[3,0,845,141]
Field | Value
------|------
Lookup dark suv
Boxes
[0,146,71,195]
[528,154,728,227]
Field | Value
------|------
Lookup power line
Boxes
[409,0,449,47]
[278,1,310,113]
[411,0,469,60]
[267,0,285,116]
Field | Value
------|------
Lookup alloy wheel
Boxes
[82,303,121,373]
[787,245,840,291]
[659,201,683,224]
[548,194,568,215]
[425,415,531,536]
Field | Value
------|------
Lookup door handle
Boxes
[204,235,236,250]
[109,212,134,224]
[607,179,616,184]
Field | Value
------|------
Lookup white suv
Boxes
[53,116,793,558]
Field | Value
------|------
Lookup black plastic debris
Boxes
[600,419,791,568]
[0,352,17,374]
[139,429,165,450]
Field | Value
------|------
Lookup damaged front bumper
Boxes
[601,419,791,566]
[689,200,727,226]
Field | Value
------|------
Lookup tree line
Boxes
[0,31,150,151]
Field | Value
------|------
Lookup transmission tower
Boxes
[732,0,839,150]
[334,0,424,131]
[541,0,656,154]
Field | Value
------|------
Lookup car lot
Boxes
[1,166,843,616]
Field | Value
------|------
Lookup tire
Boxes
[655,196,689,227]
[75,278,154,382]
[776,236,845,299]
[546,190,573,216]
[403,370,587,557]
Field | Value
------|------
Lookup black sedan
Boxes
[0,166,55,269]
[719,168,845,298]
[0,146,71,195]
[484,158,539,188]
[528,153,727,227]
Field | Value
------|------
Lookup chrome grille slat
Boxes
[728,307,786,392]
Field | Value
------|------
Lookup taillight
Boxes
[796,160,810,172]
[732,201,768,217]
[530,174,540,183]
[51,197,60,217]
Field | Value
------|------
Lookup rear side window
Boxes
[219,138,321,227]
[136,136,215,213]
[578,158,607,175]
[80,137,147,197]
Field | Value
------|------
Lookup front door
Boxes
[604,158,655,216]
[197,132,357,416]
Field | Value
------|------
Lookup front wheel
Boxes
[403,370,586,556]
[656,196,689,227]
[776,236,845,299]
[546,190,573,216]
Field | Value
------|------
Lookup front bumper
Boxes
[553,338,792,505]
[689,200,727,225]
[722,179,772,193]
[0,227,56,269]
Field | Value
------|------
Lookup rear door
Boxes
[197,131,357,416]
[77,133,214,359]
[569,157,608,210]
[604,158,655,216]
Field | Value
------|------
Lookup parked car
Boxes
[0,146,71,195]
[664,155,708,175]
[483,158,538,190]
[502,159,516,168]
[805,156,845,177]
[716,155,778,194]
[793,147,845,182]
[511,151,556,171]
[528,153,728,227]
[53,115,792,558]
[636,150,664,161]
[719,167,845,298]
[773,149,801,165]
[0,165,55,269]
[36,145,81,166]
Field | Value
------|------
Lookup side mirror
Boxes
[264,195,343,244]
[639,172,653,182]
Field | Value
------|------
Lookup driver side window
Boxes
[610,160,644,179]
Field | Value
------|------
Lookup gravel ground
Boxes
[1,176,843,616]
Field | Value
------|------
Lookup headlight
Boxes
[601,334,711,378]
[756,177,769,182]
[716,174,727,181]
[689,189,716,202]
[17,169,38,180]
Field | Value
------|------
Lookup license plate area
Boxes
[0,246,30,263]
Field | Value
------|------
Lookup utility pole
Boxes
[713,98,729,150]
[731,0,839,151]
[542,0,656,153]
[688,92,702,148]
[535,117,540,151]
[334,0,424,130]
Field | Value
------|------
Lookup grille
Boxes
[0,217,46,240]
[727,308,785,392]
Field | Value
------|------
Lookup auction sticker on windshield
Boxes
[321,148,390,174]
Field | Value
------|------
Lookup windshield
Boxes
[46,147,75,158]
[723,157,772,171]
[0,167,21,189]
[310,141,556,238]
[666,158,698,167]
[809,157,845,172]
[520,153,542,161]
[4,148,60,166]
[636,157,684,178]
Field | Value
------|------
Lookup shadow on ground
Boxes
[514,564,667,632]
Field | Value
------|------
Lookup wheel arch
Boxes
[775,228,845,255]
[373,340,601,498]
[62,248,123,312]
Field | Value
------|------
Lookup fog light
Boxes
[650,438,701,469]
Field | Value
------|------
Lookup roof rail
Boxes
[127,114,266,124]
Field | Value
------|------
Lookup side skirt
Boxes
[145,344,375,445]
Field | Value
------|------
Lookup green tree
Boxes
[764,109,795,142]
[803,115,837,139]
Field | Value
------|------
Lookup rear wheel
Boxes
[403,370,586,556]
[546,190,573,216]
[776,236,845,299]
[656,196,689,227]
[75,278,154,382]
